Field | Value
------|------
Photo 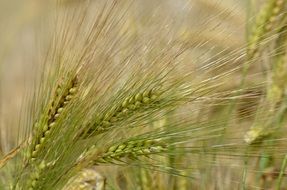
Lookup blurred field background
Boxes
[1,0,287,189]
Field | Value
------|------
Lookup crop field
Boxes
[0,0,287,189]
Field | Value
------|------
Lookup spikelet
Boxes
[247,0,286,60]
[63,168,105,190]
[26,161,47,190]
[245,18,287,145]
[79,87,161,138]
[28,76,78,161]
[267,24,287,105]
[78,138,167,166]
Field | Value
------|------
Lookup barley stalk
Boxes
[245,18,287,145]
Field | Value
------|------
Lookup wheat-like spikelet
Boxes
[78,87,162,138]
[267,24,287,105]
[244,12,287,145]
[28,76,78,161]
[80,138,167,165]
[247,0,286,60]
[25,161,47,190]
[244,22,287,184]
[62,167,105,190]
[6,1,203,188]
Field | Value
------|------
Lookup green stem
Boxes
[276,154,287,190]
